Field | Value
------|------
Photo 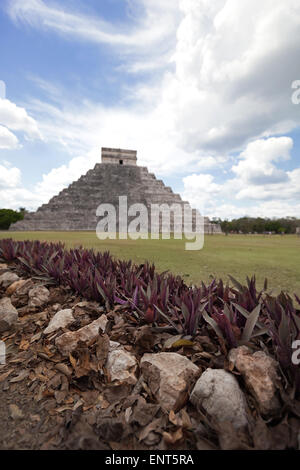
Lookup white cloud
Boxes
[0,98,41,140]
[196,155,227,170]
[25,94,204,177]
[0,125,19,149]
[154,0,300,153]
[6,0,183,85]
[182,173,222,211]
[230,137,300,202]
[0,163,21,189]
[212,201,300,220]
[4,0,300,219]
[232,137,293,186]
[34,148,101,203]
[0,187,43,210]
[9,0,300,155]
[235,166,300,202]
[247,201,300,219]
[7,0,181,58]
[181,137,300,219]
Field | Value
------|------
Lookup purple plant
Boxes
[264,292,300,392]
[1,238,300,393]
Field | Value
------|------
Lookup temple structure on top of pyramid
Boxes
[10,148,222,234]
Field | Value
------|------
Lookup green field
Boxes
[1,231,300,294]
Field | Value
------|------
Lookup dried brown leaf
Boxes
[10,369,29,383]
[0,369,13,382]
[163,427,183,444]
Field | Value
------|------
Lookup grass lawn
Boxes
[1,231,300,294]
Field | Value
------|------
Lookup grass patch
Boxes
[1,231,299,293]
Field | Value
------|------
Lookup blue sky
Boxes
[1,0,300,220]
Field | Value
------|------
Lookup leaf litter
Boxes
[0,258,299,450]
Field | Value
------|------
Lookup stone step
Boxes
[10,161,221,234]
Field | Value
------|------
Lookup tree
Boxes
[217,216,300,234]
[0,209,24,230]
[220,220,231,235]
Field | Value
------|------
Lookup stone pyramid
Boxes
[10,148,222,234]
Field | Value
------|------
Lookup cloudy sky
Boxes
[1,0,300,220]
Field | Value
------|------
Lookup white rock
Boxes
[106,348,138,384]
[229,346,280,415]
[55,314,108,355]
[0,272,19,289]
[109,341,121,351]
[28,285,50,308]
[0,297,18,332]
[140,352,200,412]
[44,309,75,335]
[190,368,248,430]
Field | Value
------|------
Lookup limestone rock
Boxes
[190,368,248,430]
[55,315,108,355]
[6,279,26,296]
[229,346,280,415]
[109,341,121,351]
[44,308,75,335]
[0,297,19,332]
[28,285,50,308]
[140,352,200,412]
[0,272,19,289]
[11,279,35,307]
[106,348,138,384]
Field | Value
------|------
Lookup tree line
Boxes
[0,208,25,230]
[211,216,300,234]
[1,209,300,234]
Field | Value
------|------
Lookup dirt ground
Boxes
[0,264,299,451]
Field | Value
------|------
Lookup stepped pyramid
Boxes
[10,148,222,234]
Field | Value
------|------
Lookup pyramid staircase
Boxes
[10,149,222,234]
